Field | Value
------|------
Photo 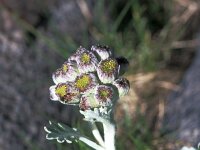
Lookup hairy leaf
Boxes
[44,121,84,143]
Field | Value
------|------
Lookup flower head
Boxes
[79,94,100,110]
[52,62,78,84]
[91,45,112,60]
[94,85,114,107]
[113,77,130,97]
[97,58,119,83]
[49,45,130,111]
[49,85,59,101]
[67,46,87,63]
[76,50,98,73]
[50,83,79,104]
[74,73,97,93]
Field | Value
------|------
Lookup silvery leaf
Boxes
[44,121,84,143]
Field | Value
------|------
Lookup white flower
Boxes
[94,85,114,107]
[76,50,98,73]
[49,45,130,111]
[49,85,58,101]
[113,77,130,97]
[67,46,87,63]
[91,45,112,60]
[97,58,119,84]
[49,83,79,104]
[79,94,100,110]
[52,62,78,84]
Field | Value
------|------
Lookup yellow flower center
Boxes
[81,53,90,64]
[62,64,68,72]
[55,84,67,97]
[101,59,117,73]
[75,74,91,92]
[99,89,110,99]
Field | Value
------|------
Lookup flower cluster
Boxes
[49,45,130,110]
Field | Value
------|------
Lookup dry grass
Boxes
[115,69,184,149]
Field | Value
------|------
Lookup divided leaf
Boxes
[44,121,84,143]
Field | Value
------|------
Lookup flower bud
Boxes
[54,83,79,104]
[68,46,87,63]
[49,85,59,101]
[52,62,78,84]
[113,77,130,97]
[91,45,112,60]
[94,85,114,107]
[79,94,100,110]
[76,51,98,73]
[97,58,119,83]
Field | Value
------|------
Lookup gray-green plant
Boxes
[44,45,130,150]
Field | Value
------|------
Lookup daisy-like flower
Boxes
[113,77,130,97]
[79,94,100,110]
[91,45,112,60]
[74,73,97,93]
[52,62,78,84]
[76,50,98,73]
[94,85,114,107]
[97,58,119,83]
[49,83,79,104]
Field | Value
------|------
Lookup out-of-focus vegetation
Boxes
[5,0,195,72]
[92,0,172,72]
[48,0,174,72]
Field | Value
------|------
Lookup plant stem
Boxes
[80,109,116,150]
[79,137,105,150]
[103,120,116,150]
[91,123,105,147]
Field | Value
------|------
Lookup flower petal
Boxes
[97,58,119,83]
[91,45,112,60]
[49,85,59,101]
[113,77,130,97]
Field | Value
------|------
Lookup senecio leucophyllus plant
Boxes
[44,45,130,150]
